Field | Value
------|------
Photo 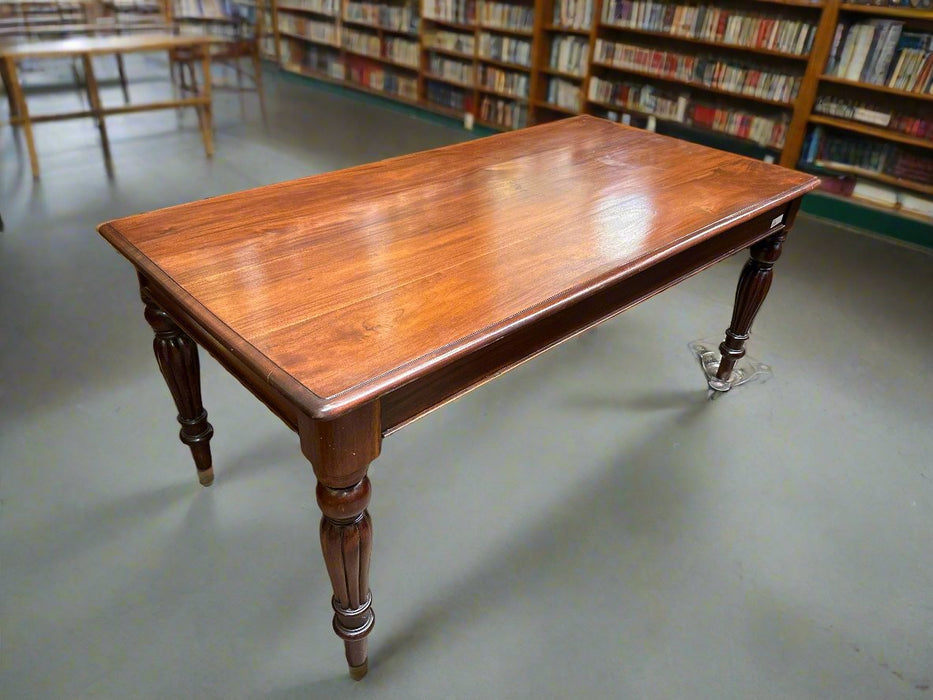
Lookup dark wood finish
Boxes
[99,117,816,420]
[299,404,381,677]
[716,199,801,381]
[140,275,216,486]
[98,116,818,678]
[381,208,793,433]
[317,475,374,680]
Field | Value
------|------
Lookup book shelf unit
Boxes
[269,0,933,226]
[587,0,824,160]
[531,0,594,120]
[275,0,344,80]
[796,2,933,221]
[419,0,539,127]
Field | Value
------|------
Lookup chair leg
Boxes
[115,54,129,104]
[236,57,246,119]
[252,47,267,124]
[71,58,87,109]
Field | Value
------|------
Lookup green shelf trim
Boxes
[802,192,933,250]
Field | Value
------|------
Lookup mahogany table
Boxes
[1,33,214,179]
[98,116,819,679]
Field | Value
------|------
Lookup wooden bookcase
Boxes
[270,0,933,223]
[797,2,933,221]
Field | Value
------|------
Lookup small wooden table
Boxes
[1,32,214,178]
[98,117,819,679]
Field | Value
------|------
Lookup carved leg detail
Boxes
[716,230,786,382]
[141,291,215,486]
[317,476,374,680]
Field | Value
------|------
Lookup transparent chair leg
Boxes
[689,338,773,393]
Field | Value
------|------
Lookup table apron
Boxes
[380,206,790,434]
[139,275,301,433]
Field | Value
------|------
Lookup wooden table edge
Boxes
[0,33,216,59]
[98,177,817,426]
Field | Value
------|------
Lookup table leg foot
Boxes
[141,285,215,485]
[197,465,214,487]
[689,338,773,393]
[349,658,369,681]
[318,477,375,678]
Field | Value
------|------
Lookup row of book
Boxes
[279,14,337,45]
[589,75,686,119]
[689,103,787,149]
[343,1,417,33]
[813,95,933,139]
[479,65,529,97]
[550,34,588,76]
[278,0,339,18]
[479,32,531,66]
[342,28,420,67]
[547,76,582,110]
[175,0,233,19]
[479,1,533,32]
[801,127,933,186]
[552,0,593,31]
[828,21,933,94]
[479,95,528,128]
[346,56,419,98]
[593,39,803,103]
[600,2,817,57]
[588,76,788,147]
[425,28,474,54]
[286,42,345,79]
[427,53,474,83]
[423,0,473,24]
[426,79,473,111]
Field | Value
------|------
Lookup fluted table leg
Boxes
[712,203,801,389]
[140,280,215,486]
[715,229,787,383]
[299,405,382,679]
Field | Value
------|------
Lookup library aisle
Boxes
[2,57,932,699]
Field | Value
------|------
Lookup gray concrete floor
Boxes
[1,57,932,699]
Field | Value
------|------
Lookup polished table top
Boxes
[0,31,211,57]
[99,116,818,418]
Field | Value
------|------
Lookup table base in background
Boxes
[1,33,214,178]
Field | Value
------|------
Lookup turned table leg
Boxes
[140,282,215,486]
[299,405,381,680]
[715,205,799,384]
[318,477,375,679]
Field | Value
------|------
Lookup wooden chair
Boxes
[170,0,266,121]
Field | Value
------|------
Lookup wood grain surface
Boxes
[100,116,818,418]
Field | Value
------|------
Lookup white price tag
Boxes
[771,214,784,228]
[621,113,631,126]
[463,113,474,130]
[764,154,776,164]
[646,116,657,132]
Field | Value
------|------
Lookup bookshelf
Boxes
[269,0,933,226]
[587,0,823,160]
[798,1,933,221]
